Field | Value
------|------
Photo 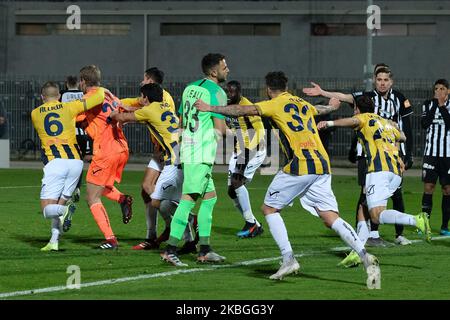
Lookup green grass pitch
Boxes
[0,168,449,300]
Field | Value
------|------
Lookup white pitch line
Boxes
[0,253,306,299]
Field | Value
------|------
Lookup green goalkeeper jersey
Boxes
[179,78,226,165]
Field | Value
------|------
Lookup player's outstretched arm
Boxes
[194,99,259,117]
[109,110,137,124]
[314,97,341,115]
[303,82,354,103]
[317,117,360,130]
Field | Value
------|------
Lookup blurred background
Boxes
[0,0,449,163]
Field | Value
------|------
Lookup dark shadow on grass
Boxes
[11,234,49,249]
[212,226,239,236]
[248,268,363,286]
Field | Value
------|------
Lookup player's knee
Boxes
[424,183,436,194]
[151,199,161,209]
[141,188,152,204]
[442,185,450,195]
[231,174,245,189]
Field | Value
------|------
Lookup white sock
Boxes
[43,204,66,219]
[379,209,416,226]
[232,197,244,215]
[356,220,370,245]
[50,218,60,243]
[331,218,365,256]
[235,185,260,226]
[265,212,293,261]
[369,230,380,239]
[145,203,158,240]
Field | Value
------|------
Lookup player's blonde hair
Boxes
[79,65,101,86]
[41,81,59,98]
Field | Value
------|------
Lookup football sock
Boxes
[235,185,260,226]
[265,212,293,259]
[356,220,370,245]
[198,197,217,246]
[159,200,178,225]
[50,218,60,244]
[422,193,433,217]
[392,188,405,237]
[90,203,114,239]
[167,199,195,246]
[232,197,244,215]
[379,209,416,226]
[102,186,123,203]
[441,195,450,230]
[331,218,365,255]
[43,204,66,219]
[145,203,158,240]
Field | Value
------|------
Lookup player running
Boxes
[195,71,381,289]
[225,80,265,238]
[317,95,432,267]
[31,81,105,251]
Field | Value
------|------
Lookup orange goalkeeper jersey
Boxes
[78,87,128,155]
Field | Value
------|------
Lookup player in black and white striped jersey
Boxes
[60,75,93,202]
[421,79,450,236]
[302,65,414,246]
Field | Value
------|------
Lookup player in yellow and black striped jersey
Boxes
[225,81,266,238]
[32,85,105,165]
[194,72,385,285]
[111,83,197,252]
[354,113,403,176]
[317,95,432,260]
[32,82,105,252]
[255,93,331,176]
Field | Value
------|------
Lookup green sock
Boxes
[198,197,217,246]
[167,199,195,247]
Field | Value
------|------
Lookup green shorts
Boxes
[182,163,215,195]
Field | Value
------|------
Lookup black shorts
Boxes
[76,134,93,158]
[357,156,367,187]
[422,156,450,186]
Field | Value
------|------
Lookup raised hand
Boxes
[302,82,323,96]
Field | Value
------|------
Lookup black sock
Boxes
[166,244,177,254]
[200,245,211,254]
[422,193,433,218]
[441,195,450,230]
[392,188,405,237]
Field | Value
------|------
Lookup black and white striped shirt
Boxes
[352,89,413,157]
[60,89,86,136]
[422,99,450,157]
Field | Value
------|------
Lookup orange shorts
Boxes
[86,151,129,187]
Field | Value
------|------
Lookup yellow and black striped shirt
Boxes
[354,113,402,175]
[230,96,265,154]
[31,88,105,165]
[134,100,179,166]
[255,92,330,176]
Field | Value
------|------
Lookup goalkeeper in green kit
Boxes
[161,53,229,266]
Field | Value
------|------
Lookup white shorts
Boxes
[365,171,402,210]
[40,158,84,200]
[227,149,267,184]
[151,164,183,201]
[147,157,163,172]
[264,171,339,217]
